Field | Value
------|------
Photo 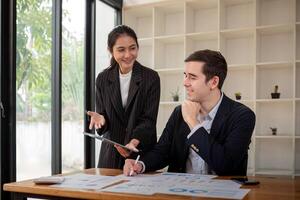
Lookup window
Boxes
[61,0,85,173]
[95,1,118,165]
[1,1,122,196]
[16,0,52,180]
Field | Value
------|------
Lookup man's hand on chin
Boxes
[182,100,201,129]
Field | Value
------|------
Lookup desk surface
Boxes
[3,168,300,200]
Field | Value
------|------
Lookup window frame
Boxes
[84,0,122,169]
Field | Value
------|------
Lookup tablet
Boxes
[83,132,139,152]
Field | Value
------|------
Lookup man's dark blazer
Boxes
[141,94,256,176]
[95,61,160,169]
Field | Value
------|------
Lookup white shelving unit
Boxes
[123,0,299,177]
[186,32,218,56]
[220,0,255,30]
[138,38,154,69]
[154,36,184,69]
[220,28,255,65]
[186,0,218,33]
[223,66,255,101]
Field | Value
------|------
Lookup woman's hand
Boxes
[86,111,106,130]
[115,139,140,158]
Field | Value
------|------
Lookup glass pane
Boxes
[16,0,52,181]
[62,0,85,173]
[95,1,117,165]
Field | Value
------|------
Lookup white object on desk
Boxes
[33,176,65,184]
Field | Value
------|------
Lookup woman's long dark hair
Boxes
[107,25,139,68]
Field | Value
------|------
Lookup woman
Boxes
[87,25,160,169]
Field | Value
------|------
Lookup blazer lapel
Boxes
[108,66,126,124]
[210,95,232,138]
[125,62,142,112]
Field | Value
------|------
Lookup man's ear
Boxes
[209,76,219,90]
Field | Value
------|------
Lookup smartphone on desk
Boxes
[231,177,260,185]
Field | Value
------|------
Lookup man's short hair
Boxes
[184,49,227,89]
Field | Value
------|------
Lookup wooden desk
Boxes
[3,168,300,200]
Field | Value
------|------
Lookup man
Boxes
[123,49,255,176]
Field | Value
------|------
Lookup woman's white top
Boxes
[119,69,132,108]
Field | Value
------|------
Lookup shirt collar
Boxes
[119,69,132,78]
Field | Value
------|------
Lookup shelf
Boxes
[123,7,153,38]
[221,27,255,37]
[297,0,300,23]
[228,64,254,70]
[256,99,294,103]
[220,28,255,65]
[186,32,218,56]
[256,0,294,26]
[255,136,293,139]
[234,99,254,104]
[220,0,255,30]
[154,3,184,36]
[256,102,293,136]
[256,25,293,63]
[247,142,255,173]
[185,0,218,33]
[256,24,294,33]
[138,38,152,42]
[157,103,178,137]
[159,73,184,102]
[154,36,184,70]
[247,168,254,176]
[155,34,185,40]
[256,65,293,99]
[156,68,183,74]
[296,102,300,136]
[256,61,293,69]
[255,169,293,176]
[296,140,300,175]
[223,68,254,101]
[138,39,153,69]
[255,139,293,174]
[297,25,300,60]
[296,64,300,98]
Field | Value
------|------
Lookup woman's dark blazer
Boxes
[95,61,160,169]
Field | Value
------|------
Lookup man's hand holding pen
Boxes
[123,156,143,176]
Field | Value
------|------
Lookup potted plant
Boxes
[171,87,180,102]
[270,127,277,135]
[234,92,242,100]
[271,85,280,99]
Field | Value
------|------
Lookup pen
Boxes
[129,155,140,176]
